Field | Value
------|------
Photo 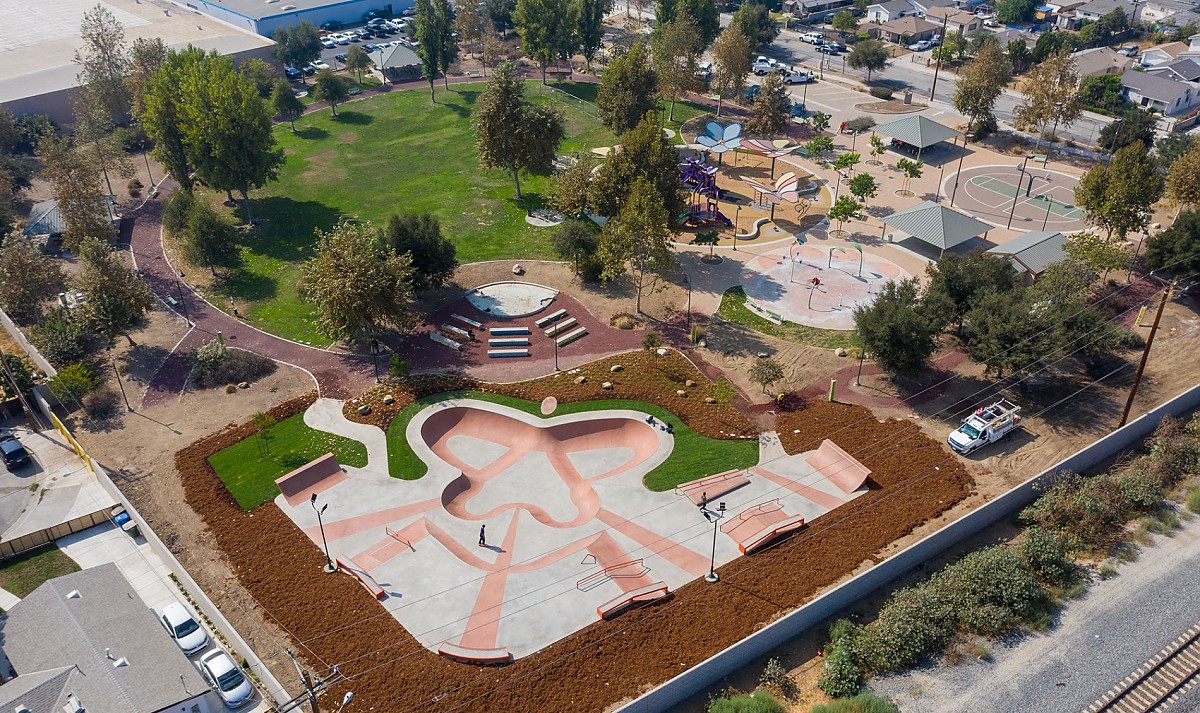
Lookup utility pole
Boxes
[286,649,322,713]
[928,11,951,102]
[1118,284,1172,427]
[0,345,44,432]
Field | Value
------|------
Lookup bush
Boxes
[32,311,92,367]
[854,585,956,673]
[932,547,1048,636]
[690,324,706,344]
[844,116,876,132]
[611,312,637,329]
[389,354,411,379]
[973,114,998,140]
[707,689,784,713]
[83,387,121,419]
[580,255,605,282]
[643,331,662,351]
[49,362,101,405]
[829,618,857,645]
[190,339,277,389]
[758,658,794,697]
[1188,487,1200,514]
[817,645,863,698]
[776,392,806,412]
[811,692,900,713]
[868,86,893,100]
[163,190,194,237]
[1018,526,1075,587]
[127,178,143,191]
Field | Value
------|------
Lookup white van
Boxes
[802,32,825,44]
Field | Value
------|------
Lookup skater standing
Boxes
[479,525,486,547]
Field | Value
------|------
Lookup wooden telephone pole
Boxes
[1118,283,1173,428]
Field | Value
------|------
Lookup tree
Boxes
[513,0,574,83]
[300,221,416,340]
[897,157,922,193]
[1031,30,1079,63]
[416,0,459,96]
[574,0,615,71]
[1015,49,1081,144]
[182,201,241,275]
[549,152,597,217]
[834,152,860,173]
[252,411,278,456]
[312,68,351,118]
[1098,108,1157,153]
[75,237,154,346]
[37,132,117,251]
[856,278,941,380]
[847,40,889,81]
[1007,39,1032,73]
[831,9,859,33]
[345,45,372,84]
[642,330,662,352]
[847,173,878,204]
[658,0,720,46]
[954,40,1011,133]
[749,357,785,393]
[74,4,132,124]
[72,92,135,199]
[806,136,835,157]
[551,220,600,274]
[457,0,490,49]
[710,25,752,117]
[827,195,862,234]
[1156,133,1196,170]
[731,3,778,49]
[1146,209,1200,274]
[141,47,207,192]
[596,40,658,134]
[1167,143,1200,209]
[746,71,789,135]
[995,0,1038,24]
[0,353,37,401]
[271,79,305,131]
[868,133,887,164]
[0,237,64,320]
[597,177,676,312]
[48,362,100,406]
[127,37,167,117]
[653,12,704,121]
[1077,73,1125,112]
[1074,141,1163,239]
[590,111,686,221]
[272,21,323,72]
[473,62,566,199]
[922,250,1016,330]
[809,111,832,133]
[435,0,462,88]
[962,289,1042,377]
[240,57,275,97]
[1063,231,1128,277]
[380,212,459,290]
[691,229,719,259]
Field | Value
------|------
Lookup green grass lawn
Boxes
[718,286,858,351]
[550,82,710,143]
[386,391,759,491]
[208,413,369,510]
[0,545,80,598]
[214,82,616,344]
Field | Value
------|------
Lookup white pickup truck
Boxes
[774,66,814,84]
[948,399,1022,455]
[752,56,779,74]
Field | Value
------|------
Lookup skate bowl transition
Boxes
[274,399,871,662]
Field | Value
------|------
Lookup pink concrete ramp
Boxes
[721,501,806,554]
[806,439,871,494]
[276,453,347,507]
[675,469,751,505]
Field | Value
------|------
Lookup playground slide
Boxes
[714,210,733,227]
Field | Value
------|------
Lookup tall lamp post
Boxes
[699,498,726,583]
[104,345,133,413]
[1005,156,1034,229]
[948,133,975,207]
[682,273,692,330]
[175,272,192,326]
[310,493,336,573]
[370,338,381,383]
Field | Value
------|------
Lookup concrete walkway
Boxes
[0,586,20,610]
[303,398,389,474]
[58,521,179,613]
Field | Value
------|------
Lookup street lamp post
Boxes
[105,345,133,413]
[1127,230,1149,283]
[175,272,191,326]
[699,498,727,583]
[310,493,336,573]
[370,338,381,383]
[1006,156,1033,229]
[949,133,975,207]
[682,273,692,330]
[140,139,155,194]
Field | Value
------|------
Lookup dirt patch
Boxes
[176,391,972,711]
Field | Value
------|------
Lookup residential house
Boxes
[924,6,982,33]
[1120,68,1200,114]
[1070,47,1137,75]
[989,27,1039,48]
[1075,0,1132,21]
[1141,40,1189,66]
[985,232,1068,284]
[785,0,856,21]
[1147,58,1200,81]
[0,564,214,713]
[908,0,960,15]
[866,0,918,23]
[870,15,942,42]
[1137,0,1200,24]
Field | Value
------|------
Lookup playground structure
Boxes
[273,398,870,663]
[680,158,734,228]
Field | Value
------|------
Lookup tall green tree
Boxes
[436,0,462,87]
[272,20,323,71]
[1015,48,1080,144]
[300,221,416,341]
[1166,143,1200,209]
[127,37,167,118]
[657,0,720,45]
[141,47,208,192]
[37,132,117,251]
[922,250,1016,331]
[75,237,154,346]
[652,12,704,121]
[345,45,372,84]
[472,62,566,198]
[573,0,614,71]
[847,173,878,204]
[962,289,1042,377]
[597,176,676,312]
[710,25,751,116]
[240,58,275,98]
[514,0,575,83]
[853,277,941,379]
[549,152,598,217]
[1098,108,1158,153]
[1146,209,1200,274]
[827,195,862,234]
[831,10,859,33]
[746,71,789,135]
[595,40,657,134]
[72,92,135,199]
[1074,141,1163,239]
[1077,74,1125,112]
[953,40,1011,133]
[73,4,132,124]
[312,69,351,115]
[182,201,242,275]
[590,111,686,221]
[731,3,778,49]
[0,237,65,320]
[551,220,600,275]
[271,79,305,131]
[995,0,1038,23]
[1155,133,1196,170]
[1007,39,1032,73]
[1063,231,1129,277]
[847,40,889,81]
[415,0,459,97]
[379,212,459,290]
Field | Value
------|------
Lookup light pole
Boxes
[948,133,975,207]
[1126,230,1148,283]
[139,139,155,194]
[1006,156,1033,229]
[699,498,726,583]
[104,345,133,413]
[370,338,381,383]
[310,493,336,573]
[336,692,355,713]
[175,272,192,326]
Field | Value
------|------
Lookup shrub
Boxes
[829,618,857,645]
[83,387,121,419]
[580,255,605,282]
[811,692,900,713]
[817,644,863,698]
[163,190,194,237]
[1018,526,1075,587]
[932,547,1048,636]
[854,585,956,672]
[707,689,784,713]
[49,362,101,405]
[776,392,806,411]
[190,338,277,389]
[758,658,794,697]
[1188,487,1200,514]
[844,116,876,132]
[973,114,998,140]
[128,178,143,190]
[611,312,637,329]
[224,383,238,394]
[643,331,662,352]
[868,86,893,100]
[690,324,705,343]
[389,354,411,379]
[1098,563,1118,579]
[32,311,92,366]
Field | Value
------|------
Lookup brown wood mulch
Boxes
[176,371,972,712]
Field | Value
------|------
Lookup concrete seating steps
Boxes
[488,338,530,347]
[544,317,578,336]
[437,642,512,665]
[451,313,483,328]
[490,326,531,336]
[488,348,529,358]
[442,324,471,339]
[535,308,569,327]
[430,332,462,350]
[556,327,588,346]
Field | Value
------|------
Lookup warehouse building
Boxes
[183,0,414,37]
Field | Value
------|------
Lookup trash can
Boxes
[121,519,140,538]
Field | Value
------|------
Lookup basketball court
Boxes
[944,163,1090,233]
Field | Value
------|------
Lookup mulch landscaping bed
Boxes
[177,378,972,712]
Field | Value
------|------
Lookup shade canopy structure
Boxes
[985,231,1067,278]
[874,115,958,151]
[883,201,991,254]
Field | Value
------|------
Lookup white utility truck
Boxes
[948,399,1022,455]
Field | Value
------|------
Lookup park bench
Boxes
[442,324,470,339]
[488,338,530,347]
[487,348,529,358]
[544,317,578,336]
[556,327,588,346]
[437,642,511,664]
[489,326,530,336]
[451,313,483,328]
[674,469,751,505]
[596,581,669,620]
[535,308,569,327]
[430,333,461,350]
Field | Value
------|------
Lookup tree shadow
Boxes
[703,320,775,358]
[333,111,373,125]
[219,269,278,302]
[295,126,330,140]
[121,344,171,386]
[515,193,548,212]
[239,196,344,262]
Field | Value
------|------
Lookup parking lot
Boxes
[289,14,417,79]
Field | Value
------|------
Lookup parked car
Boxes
[199,649,255,709]
[332,33,350,45]
[983,18,999,26]
[752,56,778,74]
[401,6,417,16]
[313,59,330,70]
[802,31,825,44]
[158,602,208,655]
[334,53,349,64]
[366,15,390,26]
[1118,44,1139,56]
[825,41,847,52]
[908,39,934,51]
[817,43,839,54]
[321,38,336,49]
[0,435,30,470]
[363,43,379,53]
[284,66,302,80]
[695,61,713,80]
[321,20,344,31]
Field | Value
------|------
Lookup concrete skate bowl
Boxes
[420,405,665,528]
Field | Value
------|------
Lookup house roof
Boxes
[868,0,914,14]
[0,563,209,713]
[1121,68,1194,101]
[875,15,942,33]
[1077,0,1130,15]
[379,44,422,70]
[883,202,992,250]
[1144,41,1189,59]
[874,115,959,148]
[986,231,1068,274]
[924,6,978,22]
[1069,47,1136,75]
[1147,57,1200,81]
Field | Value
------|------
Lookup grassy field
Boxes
[718,286,858,351]
[0,545,80,599]
[212,82,616,344]
[208,413,369,510]
[385,391,759,491]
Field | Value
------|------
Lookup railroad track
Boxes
[1086,621,1200,712]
